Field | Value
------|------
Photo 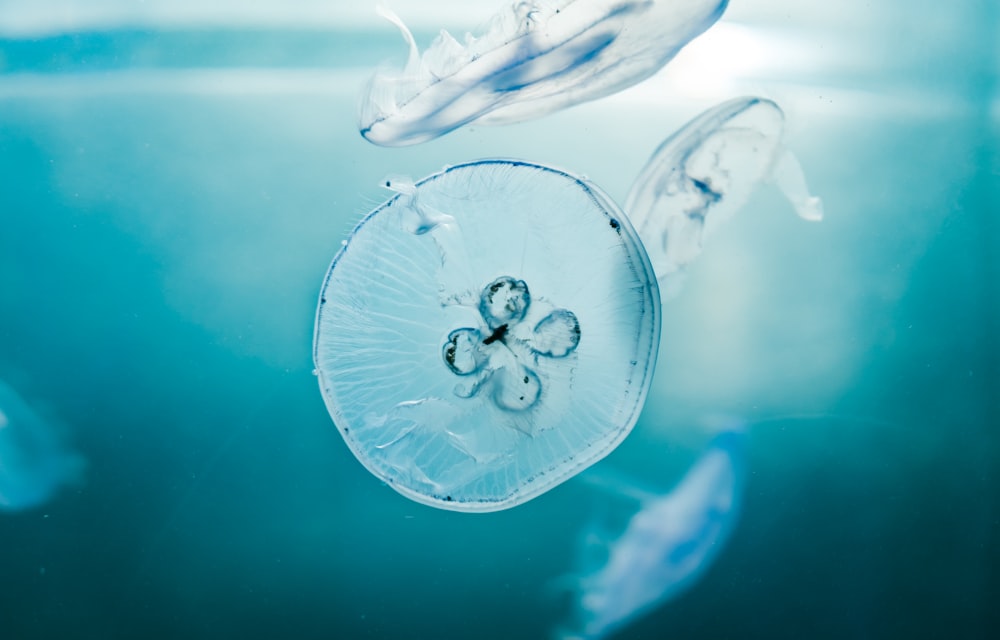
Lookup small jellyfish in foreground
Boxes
[0,380,85,512]
[625,96,824,298]
[314,160,660,512]
[557,423,747,639]
[360,0,730,146]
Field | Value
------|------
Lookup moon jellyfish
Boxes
[360,0,730,146]
[559,425,746,639]
[314,160,660,512]
[625,96,824,298]
[0,380,85,512]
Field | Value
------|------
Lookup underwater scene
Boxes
[1,0,997,638]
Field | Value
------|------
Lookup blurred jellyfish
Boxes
[558,424,746,639]
[360,0,730,146]
[0,380,85,512]
[314,160,660,512]
[625,96,824,298]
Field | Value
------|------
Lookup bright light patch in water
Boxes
[313,160,660,512]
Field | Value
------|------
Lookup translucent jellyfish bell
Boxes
[360,0,730,146]
[559,423,747,639]
[314,160,660,512]
[0,380,85,512]
[625,96,824,298]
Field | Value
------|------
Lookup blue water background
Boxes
[0,1,997,638]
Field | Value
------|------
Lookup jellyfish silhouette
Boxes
[0,380,85,512]
[314,160,660,512]
[625,96,824,298]
[360,0,730,146]
[558,424,747,639]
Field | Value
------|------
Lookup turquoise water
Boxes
[1,1,997,638]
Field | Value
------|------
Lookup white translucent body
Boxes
[0,381,84,512]
[314,160,660,512]
[625,96,823,298]
[360,0,729,146]
[560,429,746,639]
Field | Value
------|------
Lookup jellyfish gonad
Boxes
[625,96,824,298]
[557,425,747,639]
[0,380,84,512]
[359,0,730,146]
[314,160,660,512]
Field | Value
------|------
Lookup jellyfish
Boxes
[359,0,730,146]
[314,160,660,512]
[625,96,824,298]
[558,424,747,639]
[0,380,85,512]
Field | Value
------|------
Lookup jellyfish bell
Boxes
[314,159,660,512]
[359,0,730,146]
[0,380,85,512]
[558,423,747,639]
[624,96,824,298]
